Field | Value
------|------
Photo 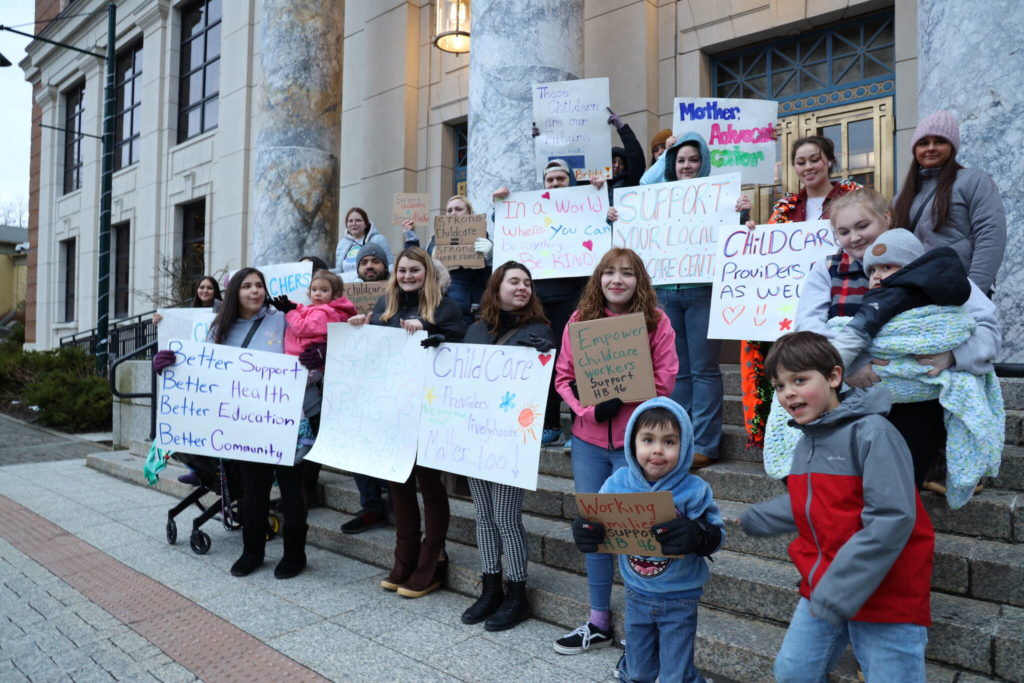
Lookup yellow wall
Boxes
[0,253,27,315]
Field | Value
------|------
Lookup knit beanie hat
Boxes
[356,242,389,266]
[910,110,960,153]
[650,128,672,153]
[543,158,572,179]
[862,228,925,274]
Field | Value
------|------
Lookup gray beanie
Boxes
[862,228,924,274]
[356,242,389,266]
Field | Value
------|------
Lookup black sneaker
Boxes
[341,509,387,535]
[553,622,613,655]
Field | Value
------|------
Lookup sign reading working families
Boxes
[493,185,611,280]
[416,343,556,490]
[155,341,307,465]
[433,214,488,269]
[156,308,216,349]
[672,98,778,185]
[568,313,656,407]
[612,173,742,285]
[392,193,431,228]
[306,324,427,483]
[533,77,612,183]
[231,262,313,305]
[343,281,388,315]
[708,220,836,341]
[574,491,682,557]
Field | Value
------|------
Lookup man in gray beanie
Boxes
[355,242,390,282]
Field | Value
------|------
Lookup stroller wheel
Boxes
[166,519,177,545]
[266,514,281,541]
[190,529,212,555]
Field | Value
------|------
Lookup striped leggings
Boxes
[467,477,528,581]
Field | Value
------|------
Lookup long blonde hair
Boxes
[381,247,442,324]
[575,248,661,332]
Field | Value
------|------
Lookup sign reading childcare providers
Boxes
[708,220,836,341]
[156,341,307,465]
[231,261,313,304]
[672,98,778,184]
[533,77,612,183]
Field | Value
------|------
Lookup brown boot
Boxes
[690,453,715,470]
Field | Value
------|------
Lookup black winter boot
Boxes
[484,580,530,631]
[461,572,504,624]
[275,524,308,579]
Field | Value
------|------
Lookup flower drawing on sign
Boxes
[424,387,438,405]
[500,392,517,412]
[517,405,543,443]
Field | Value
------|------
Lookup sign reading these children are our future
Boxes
[574,491,682,557]
[532,77,612,183]
[493,184,611,280]
[672,98,778,185]
[568,313,656,407]
[155,340,307,466]
[433,214,488,270]
[708,220,836,342]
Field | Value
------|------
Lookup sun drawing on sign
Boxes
[516,404,544,443]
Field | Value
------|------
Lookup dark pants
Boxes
[353,473,387,515]
[887,399,946,489]
[388,465,450,589]
[239,461,307,559]
[541,295,579,431]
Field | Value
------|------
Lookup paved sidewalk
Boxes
[0,414,110,466]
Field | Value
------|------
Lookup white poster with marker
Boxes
[156,308,216,349]
[533,77,612,182]
[231,262,313,304]
[612,173,742,285]
[416,343,556,490]
[708,220,837,341]
[672,98,778,185]
[493,184,611,280]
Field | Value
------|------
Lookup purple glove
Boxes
[298,342,327,370]
[606,107,623,129]
[153,350,176,375]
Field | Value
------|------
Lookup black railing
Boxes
[60,310,157,364]
[108,339,158,441]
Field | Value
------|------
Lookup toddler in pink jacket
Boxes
[272,270,357,382]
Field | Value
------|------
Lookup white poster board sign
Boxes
[416,343,556,490]
[156,308,216,349]
[493,184,611,280]
[231,262,313,304]
[672,98,778,185]
[708,220,837,341]
[155,341,307,465]
[533,78,612,182]
[612,173,742,285]
[305,324,427,483]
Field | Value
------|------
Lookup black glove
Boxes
[152,350,176,375]
[516,334,554,353]
[606,106,624,129]
[269,295,297,313]
[593,398,623,423]
[652,516,722,557]
[531,122,540,138]
[298,342,327,370]
[569,379,580,400]
[420,334,445,348]
[571,517,606,553]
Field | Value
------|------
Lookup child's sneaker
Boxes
[553,622,613,655]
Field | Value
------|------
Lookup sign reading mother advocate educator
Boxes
[672,98,778,185]
[156,340,307,465]
[532,77,612,183]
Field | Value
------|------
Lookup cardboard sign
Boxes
[392,193,431,228]
[343,280,388,316]
[305,324,427,483]
[533,77,612,182]
[155,340,307,465]
[493,185,611,280]
[156,308,216,349]
[708,220,837,341]
[612,173,742,285]
[230,262,313,305]
[433,214,488,269]
[568,313,656,406]
[672,98,778,185]
[574,491,682,557]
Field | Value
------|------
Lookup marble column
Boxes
[918,1,1024,363]
[251,0,343,266]
[466,0,584,211]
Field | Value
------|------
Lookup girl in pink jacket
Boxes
[274,270,357,380]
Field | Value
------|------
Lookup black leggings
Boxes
[239,461,306,557]
[886,399,946,490]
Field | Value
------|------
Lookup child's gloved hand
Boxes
[653,516,722,557]
[420,334,446,348]
[152,350,176,375]
[298,342,327,370]
[269,295,297,313]
[594,398,623,423]
[571,517,606,553]
[515,334,554,352]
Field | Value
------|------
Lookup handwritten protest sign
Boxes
[155,341,307,465]
[156,308,216,349]
[672,98,778,185]
[343,281,388,315]
[708,220,836,341]
[231,262,312,305]
[416,343,556,490]
[568,313,655,406]
[433,214,488,269]
[574,491,681,557]
[533,78,612,182]
[306,324,427,483]
[392,193,431,228]
[612,173,741,285]
[493,185,611,280]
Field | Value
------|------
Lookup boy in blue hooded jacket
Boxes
[572,397,724,682]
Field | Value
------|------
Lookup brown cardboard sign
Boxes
[392,193,431,228]
[433,214,488,269]
[344,280,388,315]
[574,491,682,557]
[568,312,656,406]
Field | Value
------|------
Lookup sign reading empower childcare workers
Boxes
[156,341,307,465]
[612,173,741,285]
[533,77,612,182]
[231,262,313,305]
[305,324,427,483]
[672,98,778,185]
[433,214,488,269]
[416,343,556,490]
[708,220,836,341]
[156,308,216,349]
[493,184,611,280]
[574,491,682,557]
[568,313,656,407]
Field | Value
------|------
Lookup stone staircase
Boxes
[88,364,1024,681]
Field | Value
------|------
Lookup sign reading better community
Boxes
[532,77,612,182]
[672,98,778,185]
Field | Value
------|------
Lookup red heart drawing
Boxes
[538,353,552,366]
[721,306,745,325]
[541,191,551,199]
[582,240,594,251]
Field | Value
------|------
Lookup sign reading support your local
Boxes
[672,98,778,185]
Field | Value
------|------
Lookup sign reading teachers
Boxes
[568,313,656,406]
[232,262,313,305]
[305,324,427,483]
[416,343,556,490]
[156,308,216,349]
[155,341,307,465]
[493,185,611,280]
[532,77,612,183]
[574,491,681,557]
[708,220,836,341]
[612,173,741,285]
[672,98,778,184]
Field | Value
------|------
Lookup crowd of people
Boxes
[150,108,1006,682]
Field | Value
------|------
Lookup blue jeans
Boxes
[774,598,928,682]
[656,286,722,457]
[571,436,626,612]
[352,473,386,515]
[619,589,703,683]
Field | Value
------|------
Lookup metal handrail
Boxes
[108,339,158,440]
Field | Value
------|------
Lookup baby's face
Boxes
[868,263,901,289]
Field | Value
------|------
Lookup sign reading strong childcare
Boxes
[672,98,778,185]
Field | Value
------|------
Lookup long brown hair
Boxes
[211,267,268,344]
[479,262,549,333]
[344,207,371,239]
[575,248,661,332]
[891,152,963,231]
[380,247,442,324]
